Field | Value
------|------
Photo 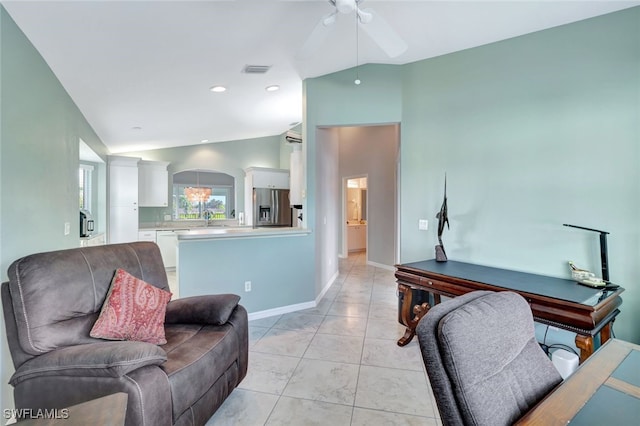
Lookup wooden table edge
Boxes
[516,339,638,425]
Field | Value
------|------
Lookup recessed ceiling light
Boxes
[201,139,209,144]
[210,86,227,93]
[265,85,280,92]
[131,126,142,130]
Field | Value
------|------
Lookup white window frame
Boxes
[79,164,94,211]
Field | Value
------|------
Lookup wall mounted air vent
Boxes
[285,131,302,144]
[242,65,271,74]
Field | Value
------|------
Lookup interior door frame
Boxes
[341,174,368,259]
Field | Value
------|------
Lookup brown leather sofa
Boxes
[1,242,248,425]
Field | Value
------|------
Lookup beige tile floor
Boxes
[206,252,441,425]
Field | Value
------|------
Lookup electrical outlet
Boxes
[64,222,71,235]
[419,219,428,231]
[244,281,251,292]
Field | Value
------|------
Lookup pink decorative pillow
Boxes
[91,269,172,345]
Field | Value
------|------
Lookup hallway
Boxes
[207,252,440,425]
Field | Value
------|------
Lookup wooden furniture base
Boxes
[397,283,439,346]
[396,260,623,362]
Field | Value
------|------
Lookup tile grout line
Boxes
[262,253,360,425]
[237,252,440,425]
[351,252,375,424]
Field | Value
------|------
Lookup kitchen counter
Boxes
[80,233,105,247]
[139,219,237,231]
[175,226,310,241]
[176,225,315,315]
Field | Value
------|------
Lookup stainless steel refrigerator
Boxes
[253,188,292,227]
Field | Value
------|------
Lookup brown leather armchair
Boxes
[2,242,248,425]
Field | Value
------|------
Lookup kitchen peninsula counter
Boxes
[175,227,310,240]
[176,226,315,316]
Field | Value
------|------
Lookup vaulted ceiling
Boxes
[3,0,638,153]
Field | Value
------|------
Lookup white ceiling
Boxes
[3,0,638,153]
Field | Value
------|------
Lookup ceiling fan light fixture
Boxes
[357,9,373,24]
[323,12,337,27]
[336,0,356,14]
[297,0,407,61]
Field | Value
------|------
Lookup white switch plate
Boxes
[419,219,428,231]
[244,281,251,292]
[163,214,172,221]
[64,222,71,235]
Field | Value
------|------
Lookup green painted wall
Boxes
[178,234,315,313]
[0,9,105,276]
[400,8,639,344]
[305,8,639,344]
[0,6,109,411]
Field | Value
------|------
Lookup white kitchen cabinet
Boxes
[110,205,139,244]
[246,167,289,189]
[156,230,186,269]
[139,160,170,207]
[138,230,157,242]
[108,156,140,244]
[347,225,367,252]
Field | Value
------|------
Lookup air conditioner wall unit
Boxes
[285,130,302,144]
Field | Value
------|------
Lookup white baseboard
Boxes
[316,270,339,304]
[247,301,316,321]
[367,260,395,271]
[246,270,340,321]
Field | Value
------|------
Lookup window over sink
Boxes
[172,170,235,220]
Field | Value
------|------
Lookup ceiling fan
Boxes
[296,0,408,59]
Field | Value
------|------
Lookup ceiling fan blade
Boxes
[296,11,338,60]
[358,8,407,58]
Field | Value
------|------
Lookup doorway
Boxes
[343,176,368,258]
[327,124,399,269]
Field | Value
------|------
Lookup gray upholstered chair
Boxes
[2,242,248,426]
[416,291,562,426]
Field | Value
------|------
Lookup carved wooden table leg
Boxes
[575,334,594,364]
[600,322,612,344]
[397,283,432,347]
